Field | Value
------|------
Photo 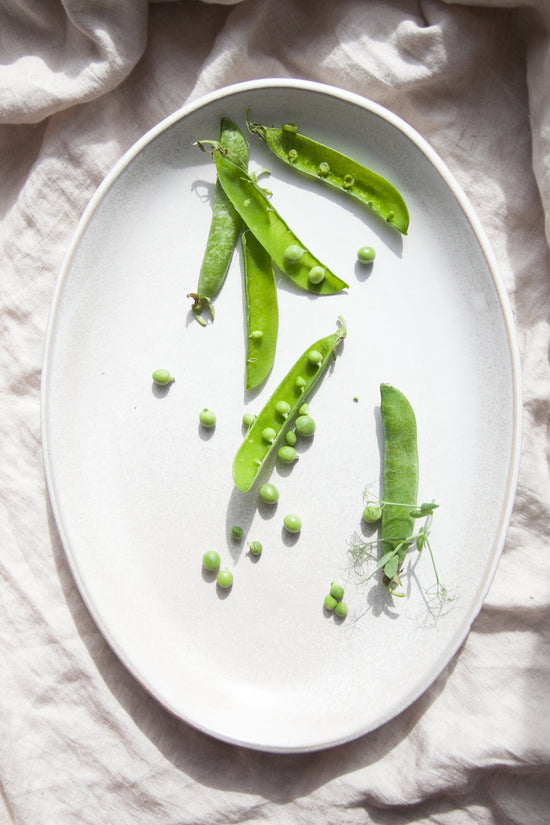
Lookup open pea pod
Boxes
[197,141,348,295]
[233,317,346,492]
[242,230,278,391]
[247,117,409,235]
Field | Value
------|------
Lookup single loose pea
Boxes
[362,503,382,523]
[275,400,291,418]
[278,445,297,463]
[242,412,256,428]
[284,244,304,264]
[230,525,243,540]
[248,540,263,556]
[283,513,301,533]
[334,601,348,618]
[357,245,376,264]
[308,266,325,285]
[202,550,220,571]
[217,568,234,588]
[152,369,175,386]
[262,426,277,443]
[330,582,345,600]
[199,408,216,428]
[308,349,322,366]
[295,414,316,437]
[324,594,338,611]
[260,483,279,503]
[285,430,297,446]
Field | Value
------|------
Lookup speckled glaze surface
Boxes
[41,79,521,752]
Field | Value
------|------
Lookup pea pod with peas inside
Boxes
[241,229,278,390]
[247,116,409,235]
[196,140,348,295]
[188,119,249,325]
[232,317,347,492]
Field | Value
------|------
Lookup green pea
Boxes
[202,550,220,571]
[277,445,297,463]
[230,525,243,540]
[298,402,309,415]
[308,266,325,285]
[275,400,291,418]
[250,329,264,339]
[357,245,376,264]
[285,430,297,446]
[295,376,307,390]
[363,503,382,523]
[242,412,256,429]
[262,427,277,443]
[330,582,345,600]
[324,594,337,611]
[288,149,298,163]
[308,349,322,366]
[152,369,175,386]
[217,568,234,588]
[334,601,348,618]
[248,540,263,556]
[260,483,279,503]
[282,122,297,133]
[295,414,316,436]
[284,244,304,264]
[317,161,330,177]
[283,513,301,533]
[343,174,354,190]
[199,408,216,428]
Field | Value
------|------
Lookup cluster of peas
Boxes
[324,582,348,618]
[152,370,352,616]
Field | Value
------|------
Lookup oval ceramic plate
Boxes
[41,79,521,752]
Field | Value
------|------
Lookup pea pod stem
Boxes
[188,119,249,325]
[196,140,348,295]
[232,317,347,492]
[247,115,409,235]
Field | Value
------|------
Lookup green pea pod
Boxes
[233,318,347,491]
[200,141,348,295]
[380,384,419,583]
[247,117,409,235]
[188,119,249,324]
[241,230,278,391]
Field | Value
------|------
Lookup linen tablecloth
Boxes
[2,1,550,822]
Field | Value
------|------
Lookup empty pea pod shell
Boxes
[203,142,348,295]
[241,230,279,391]
[247,117,409,235]
[232,317,347,491]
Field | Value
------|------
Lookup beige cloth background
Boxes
[2,1,550,822]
